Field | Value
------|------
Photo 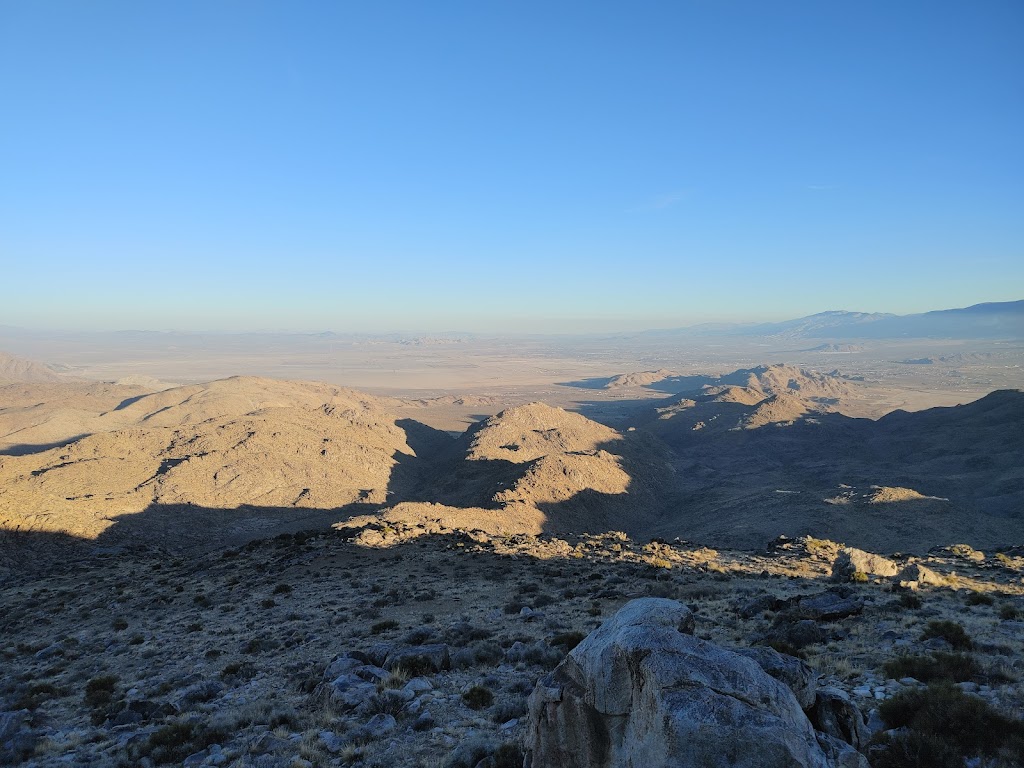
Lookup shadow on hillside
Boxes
[0,435,90,456]
[3,391,1020,575]
[557,374,724,395]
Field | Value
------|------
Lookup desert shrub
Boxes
[898,592,922,609]
[532,593,556,608]
[492,742,526,768]
[453,640,504,669]
[272,583,292,595]
[490,696,528,724]
[365,691,406,716]
[221,661,256,681]
[999,603,1019,620]
[260,598,276,609]
[520,642,564,669]
[883,652,979,683]
[187,622,203,633]
[83,675,117,707]
[139,721,229,765]
[14,682,62,710]
[503,600,525,615]
[920,620,972,650]
[965,592,994,607]
[851,571,869,583]
[193,594,211,608]
[402,626,436,645]
[549,631,586,652]
[371,619,399,634]
[462,685,494,710]
[874,683,1024,767]
[111,618,128,631]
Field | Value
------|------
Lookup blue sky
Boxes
[2,1,1022,332]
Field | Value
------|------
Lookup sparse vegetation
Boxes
[883,652,980,683]
[874,683,1024,767]
[920,620,973,650]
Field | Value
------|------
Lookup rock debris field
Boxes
[2,527,1024,767]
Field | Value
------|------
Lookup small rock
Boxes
[403,677,433,694]
[412,711,435,731]
[363,713,397,739]
[318,730,346,754]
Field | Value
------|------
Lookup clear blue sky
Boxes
[2,1,1022,332]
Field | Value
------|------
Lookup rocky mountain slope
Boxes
[0,378,444,549]
[1,368,1021,559]
[0,352,71,384]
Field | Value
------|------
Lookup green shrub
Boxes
[921,620,972,650]
[899,592,922,609]
[875,683,1024,767]
[883,652,979,683]
[965,592,994,607]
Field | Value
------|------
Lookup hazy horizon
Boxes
[1,296,1020,337]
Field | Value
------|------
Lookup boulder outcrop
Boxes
[526,598,867,768]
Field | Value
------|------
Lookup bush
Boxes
[898,592,922,609]
[139,721,229,765]
[883,652,979,683]
[83,675,117,707]
[490,696,528,723]
[920,620,972,650]
[965,592,994,606]
[549,631,586,652]
[999,603,1019,620]
[493,742,526,768]
[272,583,292,595]
[875,683,1024,767]
[462,685,494,710]
[371,619,399,634]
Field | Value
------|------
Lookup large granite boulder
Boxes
[830,548,899,582]
[526,598,866,768]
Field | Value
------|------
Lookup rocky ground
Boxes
[2,525,1023,767]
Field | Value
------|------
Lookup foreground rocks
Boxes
[527,598,867,768]
[1,527,1022,767]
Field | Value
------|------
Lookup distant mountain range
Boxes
[646,300,1023,340]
